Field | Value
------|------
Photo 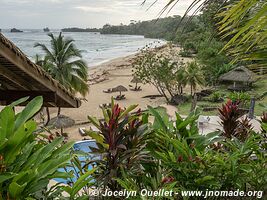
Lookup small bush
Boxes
[228,91,251,108]
[208,91,224,102]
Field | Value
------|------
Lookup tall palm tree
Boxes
[176,66,187,94]
[35,33,89,115]
[185,61,204,96]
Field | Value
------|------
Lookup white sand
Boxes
[35,46,262,141]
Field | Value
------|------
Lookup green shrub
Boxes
[0,97,74,199]
[116,105,267,198]
[208,91,224,102]
[228,92,251,107]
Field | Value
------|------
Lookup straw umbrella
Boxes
[130,76,142,89]
[48,115,75,134]
[114,85,128,96]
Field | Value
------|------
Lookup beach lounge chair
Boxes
[99,103,111,109]
[79,127,86,136]
[130,86,142,91]
[114,94,126,100]
[103,88,113,93]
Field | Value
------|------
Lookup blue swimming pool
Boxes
[54,140,98,184]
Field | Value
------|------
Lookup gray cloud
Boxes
[0,0,196,29]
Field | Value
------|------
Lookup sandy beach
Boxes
[44,45,262,141]
[43,45,185,140]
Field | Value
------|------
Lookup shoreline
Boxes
[53,44,193,141]
[87,43,169,85]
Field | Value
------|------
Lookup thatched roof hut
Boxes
[0,33,81,107]
[219,66,257,83]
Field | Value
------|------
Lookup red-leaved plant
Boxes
[218,99,253,140]
[235,116,253,142]
[218,100,241,138]
[87,99,148,191]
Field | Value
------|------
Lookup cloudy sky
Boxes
[0,0,196,29]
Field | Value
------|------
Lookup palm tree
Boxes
[35,33,89,115]
[185,61,204,96]
[176,66,187,95]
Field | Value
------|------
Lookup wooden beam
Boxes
[0,63,32,90]
[0,90,57,103]
[0,41,81,108]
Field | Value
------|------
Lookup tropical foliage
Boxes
[115,103,267,199]
[145,0,267,74]
[1,97,266,199]
[0,97,98,200]
[185,61,204,96]
[87,99,149,191]
[0,97,73,199]
[218,0,267,73]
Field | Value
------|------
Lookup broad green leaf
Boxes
[87,116,100,128]
[0,173,16,184]
[148,106,168,132]
[15,96,43,130]
[0,106,14,143]
[9,97,29,107]
[9,181,27,198]
[71,168,96,196]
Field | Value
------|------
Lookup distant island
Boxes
[43,27,50,32]
[11,28,23,33]
[61,28,99,33]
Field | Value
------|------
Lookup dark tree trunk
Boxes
[191,93,197,111]
[45,107,50,126]
[166,85,174,98]
[153,83,169,102]
[57,107,61,116]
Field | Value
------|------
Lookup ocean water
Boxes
[1,29,164,67]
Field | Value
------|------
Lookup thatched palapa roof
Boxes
[0,33,81,107]
[130,76,142,84]
[114,85,128,92]
[219,66,257,83]
[48,115,75,129]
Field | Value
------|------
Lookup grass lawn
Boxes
[176,77,267,116]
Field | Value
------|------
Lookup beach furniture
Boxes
[79,128,86,136]
[115,94,126,100]
[198,115,210,134]
[99,103,111,109]
[130,76,142,90]
[130,86,142,91]
[103,88,113,93]
[79,126,100,137]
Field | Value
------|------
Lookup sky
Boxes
[0,0,196,29]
